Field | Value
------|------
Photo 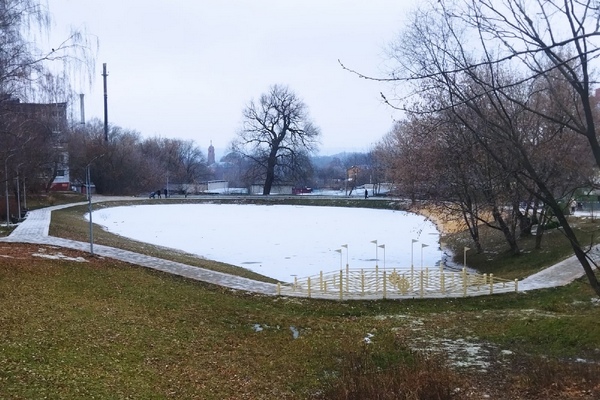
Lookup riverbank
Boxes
[410,203,466,235]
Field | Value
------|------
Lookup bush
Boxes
[321,348,460,400]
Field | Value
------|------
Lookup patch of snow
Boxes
[32,252,87,262]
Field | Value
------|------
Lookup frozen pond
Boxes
[91,204,441,282]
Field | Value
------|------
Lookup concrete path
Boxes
[0,198,591,296]
[1,198,279,296]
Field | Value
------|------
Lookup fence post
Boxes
[383,271,387,299]
[489,273,494,294]
[361,269,365,296]
[294,276,298,292]
[419,270,424,298]
[462,268,467,297]
[339,270,343,300]
[307,277,311,298]
[346,265,349,292]
[514,279,518,292]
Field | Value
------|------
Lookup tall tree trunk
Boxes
[463,211,483,254]
[492,206,520,255]
[534,207,547,250]
[262,146,278,195]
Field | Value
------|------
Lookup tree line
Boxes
[0,1,372,205]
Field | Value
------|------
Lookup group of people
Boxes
[149,188,168,199]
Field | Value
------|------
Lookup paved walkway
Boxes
[0,198,591,297]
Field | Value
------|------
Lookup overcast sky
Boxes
[46,1,417,156]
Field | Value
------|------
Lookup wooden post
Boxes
[307,277,311,298]
[346,264,349,292]
[383,271,387,299]
[339,270,343,300]
[361,269,365,295]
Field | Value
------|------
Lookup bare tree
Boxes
[371,0,600,294]
[232,84,320,195]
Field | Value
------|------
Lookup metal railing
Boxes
[276,266,518,300]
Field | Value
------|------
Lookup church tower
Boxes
[208,141,215,165]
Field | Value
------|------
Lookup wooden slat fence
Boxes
[276,266,518,300]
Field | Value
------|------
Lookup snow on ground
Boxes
[91,204,441,282]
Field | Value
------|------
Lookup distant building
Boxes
[208,141,215,165]
[250,184,293,195]
[1,98,69,191]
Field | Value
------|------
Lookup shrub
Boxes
[321,348,460,400]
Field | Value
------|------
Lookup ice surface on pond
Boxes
[91,204,441,282]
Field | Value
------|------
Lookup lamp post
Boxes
[411,239,418,269]
[378,244,386,271]
[370,239,378,268]
[5,153,14,227]
[86,154,105,255]
[335,249,342,271]
[464,246,470,268]
[341,244,348,268]
[15,163,24,221]
[421,243,429,272]
[86,163,94,254]
[341,244,349,291]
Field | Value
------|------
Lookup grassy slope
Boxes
[1,196,599,398]
[0,243,598,399]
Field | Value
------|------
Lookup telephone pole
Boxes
[102,63,108,141]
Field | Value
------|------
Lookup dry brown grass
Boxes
[409,204,468,234]
[319,349,460,400]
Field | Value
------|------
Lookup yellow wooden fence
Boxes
[276,266,518,300]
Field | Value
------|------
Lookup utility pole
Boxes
[79,93,85,125]
[102,63,108,141]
